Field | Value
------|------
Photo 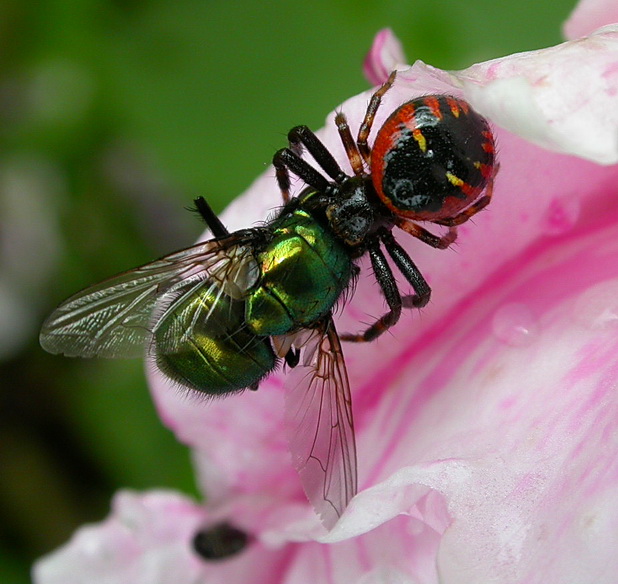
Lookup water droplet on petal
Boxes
[543,197,580,235]
[572,281,618,329]
[492,303,538,347]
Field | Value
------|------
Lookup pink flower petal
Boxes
[320,210,618,582]
[33,490,291,584]
[33,490,208,583]
[363,28,407,85]
[564,0,618,39]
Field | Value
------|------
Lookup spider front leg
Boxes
[272,148,330,204]
[286,126,347,183]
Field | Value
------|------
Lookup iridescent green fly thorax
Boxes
[246,191,354,337]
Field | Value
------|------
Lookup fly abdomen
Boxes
[155,287,276,395]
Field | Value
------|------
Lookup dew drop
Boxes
[543,197,580,235]
[572,281,618,330]
[492,303,538,347]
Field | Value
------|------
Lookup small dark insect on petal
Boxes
[192,522,250,561]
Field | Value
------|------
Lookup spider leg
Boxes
[287,126,347,183]
[340,240,402,343]
[380,230,431,309]
[273,148,330,204]
[396,219,458,249]
[357,70,397,163]
[334,112,364,176]
[341,229,432,343]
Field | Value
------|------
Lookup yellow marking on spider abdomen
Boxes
[412,128,427,153]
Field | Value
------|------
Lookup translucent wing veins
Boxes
[40,233,260,359]
[285,315,358,529]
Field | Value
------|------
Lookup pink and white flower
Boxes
[35,3,618,582]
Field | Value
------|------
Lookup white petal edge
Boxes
[456,25,618,164]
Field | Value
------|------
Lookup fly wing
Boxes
[40,232,260,359]
[285,315,358,529]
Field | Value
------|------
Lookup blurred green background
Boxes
[0,0,577,581]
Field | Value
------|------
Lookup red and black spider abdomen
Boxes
[370,95,495,222]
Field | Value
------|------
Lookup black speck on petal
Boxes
[192,522,250,561]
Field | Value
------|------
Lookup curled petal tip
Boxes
[563,0,618,40]
[364,29,407,85]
